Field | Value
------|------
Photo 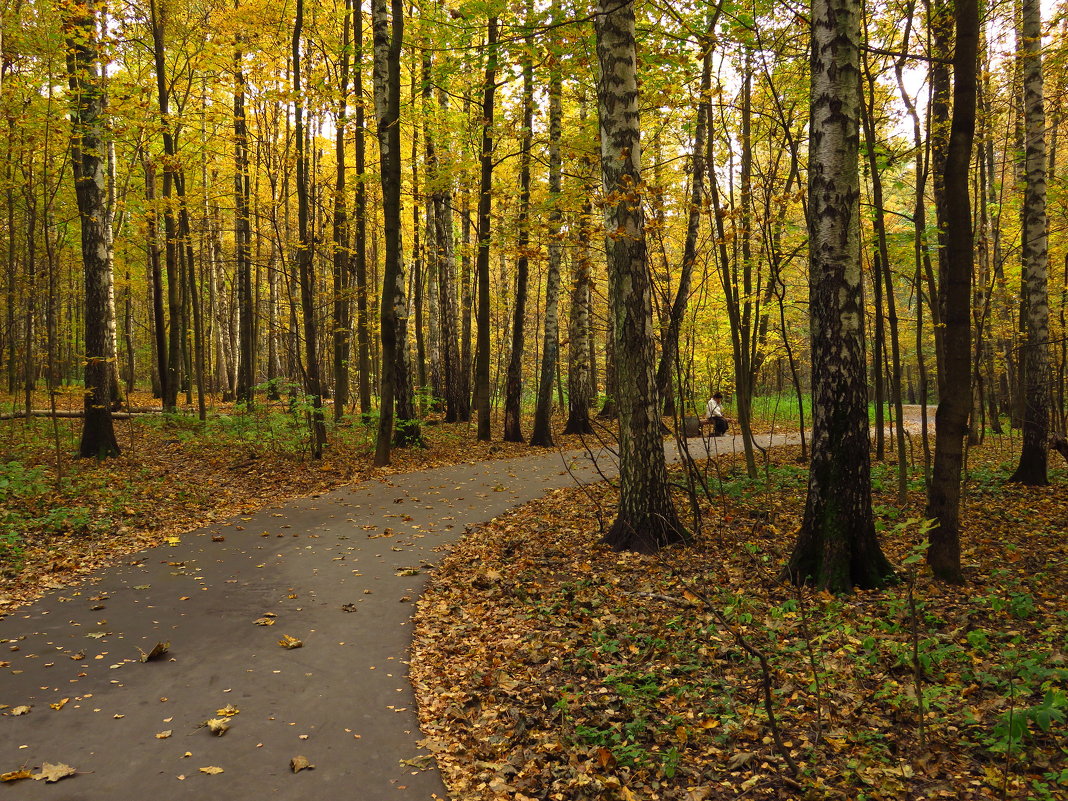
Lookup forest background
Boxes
[1,0,1067,796]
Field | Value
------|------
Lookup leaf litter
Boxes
[412,444,1068,800]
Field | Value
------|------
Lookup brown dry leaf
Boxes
[289,755,314,773]
[32,763,76,783]
[155,730,173,739]
[0,770,32,783]
[10,706,30,716]
[137,641,170,662]
[278,634,303,649]
[205,718,230,736]
[215,704,239,717]
[198,766,224,775]
[253,617,276,626]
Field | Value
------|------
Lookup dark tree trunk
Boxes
[372,0,421,465]
[925,0,979,582]
[595,0,688,554]
[234,23,255,407]
[503,9,533,444]
[565,194,595,435]
[332,0,352,421]
[353,0,372,417]
[64,0,120,459]
[531,13,562,448]
[474,17,498,442]
[783,0,893,592]
[293,0,327,457]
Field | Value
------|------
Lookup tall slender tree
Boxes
[595,0,688,554]
[530,6,562,448]
[293,0,327,457]
[1009,0,1051,485]
[473,16,498,442]
[372,0,420,465]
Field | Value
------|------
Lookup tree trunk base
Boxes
[601,513,689,555]
[392,420,426,449]
[563,414,594,435]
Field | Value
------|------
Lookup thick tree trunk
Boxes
[1009,0,1051,485]
[64,0,120,459]
[783,0,893,591]
[595,0,687,554]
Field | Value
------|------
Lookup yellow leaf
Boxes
[290,755,314,773]
[155,730,172,739]
[32,763,76,783]
[205,718,230,736]
[50,698,70,711]
[0,770,32,783]
[278,635,303,649]
[215,704,239,717]
[199,766,224,775]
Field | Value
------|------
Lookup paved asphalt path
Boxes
[0,429,797,799]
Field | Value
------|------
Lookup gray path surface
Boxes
[0,430,792,799]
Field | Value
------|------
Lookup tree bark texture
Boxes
[531,28,562,448]
[372,0,420,464]
[595,0,687,554]
[1009,0,1050,486]
[293,0,327,457]
[64,0,120,459]
[502,14,533,444]
[474,17,498,442]
[783,0,893,591]
[565,194,595,435]
[925,0,979,582]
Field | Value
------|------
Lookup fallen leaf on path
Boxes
[49,698,69,711]
[155,730,172,739]
[199,766,224,775]
[215,704,239,717]
[10,706,31,716]
[32,763,76,782]
[278,635,303,649]
[290,755,314,773]
[0,770,32,783]
[205,718,230,736]
[253,617,276,626]
[137,641,170,662]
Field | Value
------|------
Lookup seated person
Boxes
[704,392,730,437]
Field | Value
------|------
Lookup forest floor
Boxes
[411,440,1068,801]
[2,391,1064,800]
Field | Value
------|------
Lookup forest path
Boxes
[0,426,801,800]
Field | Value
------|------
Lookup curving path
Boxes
[0,428,798,799]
